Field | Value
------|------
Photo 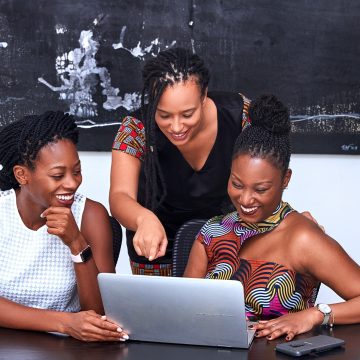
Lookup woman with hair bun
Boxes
[0,111,127,342]
[184,95,360,340]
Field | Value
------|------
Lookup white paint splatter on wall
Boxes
[112,25,176,59]
[38,28,141,123]
[55,24,67,34]
[38,21,178,128]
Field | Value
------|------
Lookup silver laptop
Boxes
[98,273,255,348]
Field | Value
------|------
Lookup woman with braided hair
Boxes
[110,47,252,275]
[184,95,360,341]
[0,111,128,342]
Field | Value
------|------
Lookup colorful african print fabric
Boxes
[232,259,319,320]
[198,202,320,319]
[130,260,172,276]
[239,92,251,130]
[112,116,145,161]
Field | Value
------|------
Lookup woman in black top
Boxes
[110,47,251,275]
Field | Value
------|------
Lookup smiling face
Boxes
[18,139,82,210]
[154,77,207,146]
[227,154,291,223]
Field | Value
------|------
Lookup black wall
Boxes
[0,0,359,153]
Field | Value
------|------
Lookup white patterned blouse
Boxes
[0,189,86,312]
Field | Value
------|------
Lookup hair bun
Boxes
[249,94,290,135]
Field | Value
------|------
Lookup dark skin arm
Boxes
[42,199,115,313]
[183,239,208,278]
[109,150,168,261]
[0,296,126,342]
[253,216,360,341]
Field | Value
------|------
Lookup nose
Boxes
[63,174,81,191]
[170,117,184,133]
[238,189,254,206]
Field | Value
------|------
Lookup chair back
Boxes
[109,216,122,265]
[172,219,207,277]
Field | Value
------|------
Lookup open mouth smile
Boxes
[240,205,259,215]
[56,194,74,201]
[169,129,189,141]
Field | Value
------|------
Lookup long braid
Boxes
[0,111,78,190]
[141,47,210,210]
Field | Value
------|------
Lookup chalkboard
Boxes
[0,0,359,153]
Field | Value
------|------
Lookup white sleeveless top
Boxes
[0,189,86,312]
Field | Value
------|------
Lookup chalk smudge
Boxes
[39,28,141,118]
[76,119,122,128]
[55,24,67,34]
[113,25,176,59]
[0,97,25,105]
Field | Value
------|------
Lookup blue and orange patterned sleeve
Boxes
[112,116,146,161]
[239,92,251,130]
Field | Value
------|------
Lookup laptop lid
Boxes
[98,273,255,348]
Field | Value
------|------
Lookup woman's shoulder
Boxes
[208,91,245,110]
[112,115,146,160]
[283,212,330,251]
[81,197,110,231]
[119,115,145,130]
[208,91,250,130]
[83,197,108,217]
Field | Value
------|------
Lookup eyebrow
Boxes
[49,161,81,170]
[231,174,273,185]
[157,107,197,114]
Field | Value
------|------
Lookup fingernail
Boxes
[286,336,290,341]
[267,336,272,340]
[40,212,45,218]
[119,338,126,342]
[122,334,129,340]
[248,324,254,329]
[148,256,153,261]
[255,332,260,337]
[117,327,123,332]
[101,315,107,320]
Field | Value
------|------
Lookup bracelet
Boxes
[329,312,335,328]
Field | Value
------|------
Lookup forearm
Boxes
[110,192,156,231]
[0,297,66,333]
[69,234,104,313]
[327,297,360,325]
[73,259,104,313]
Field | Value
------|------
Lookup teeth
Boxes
[240,205,257,213]
[56,194,74,201]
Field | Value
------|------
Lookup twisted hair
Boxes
[0,111,78,190]
[233,94,291,174]
[141,47,210,210]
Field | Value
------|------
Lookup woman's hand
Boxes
[301,211,325,232]
[133,214,168,261]
[62,310,129,342]
[41,207,83,248]
[251,308,323,341]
